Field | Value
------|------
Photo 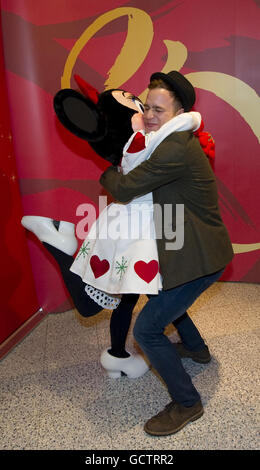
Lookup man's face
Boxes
[143,88,182,132]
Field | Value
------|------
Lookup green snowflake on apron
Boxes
[76,241,90,260]
[115,256,128,279]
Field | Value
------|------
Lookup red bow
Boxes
[194,120,215,160]
[74,74,99,104]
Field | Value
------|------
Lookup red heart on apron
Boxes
[134,260,159,283]
[90,255,110,278]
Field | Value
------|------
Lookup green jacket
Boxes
[100,131,234,290]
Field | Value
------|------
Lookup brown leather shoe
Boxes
[144,400,204,436]
[175,343,211,363]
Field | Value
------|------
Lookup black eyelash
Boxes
[123,91,141,103]
[122,91,144,111]
[122,91,133,99]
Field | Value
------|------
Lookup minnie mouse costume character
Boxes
[22,76,149,378]
[22,74,214,378]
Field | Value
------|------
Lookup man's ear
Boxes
[53,89,106,141]
[175,107,185,116]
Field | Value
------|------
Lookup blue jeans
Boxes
[133,269,224,407]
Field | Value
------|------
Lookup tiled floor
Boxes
[0,282,259,450]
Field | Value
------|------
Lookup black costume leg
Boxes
[43,242,102,317]
[108,294,139,358]
[43,243,139,358]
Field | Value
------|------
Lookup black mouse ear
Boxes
[53,89,106,141]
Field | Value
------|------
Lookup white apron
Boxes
[70,112,201,309]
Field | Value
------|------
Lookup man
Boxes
[100,71,234,436]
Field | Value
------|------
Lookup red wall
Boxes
[0,12,39,345]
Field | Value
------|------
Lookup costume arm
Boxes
[172,111,201,132]
[189,112,201,131]
[100,133,186,203]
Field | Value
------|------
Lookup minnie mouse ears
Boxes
[53,85,106,142]
[53,75,139,166]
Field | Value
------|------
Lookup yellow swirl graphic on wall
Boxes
[232,244,260,254]
[61,8,154,90]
